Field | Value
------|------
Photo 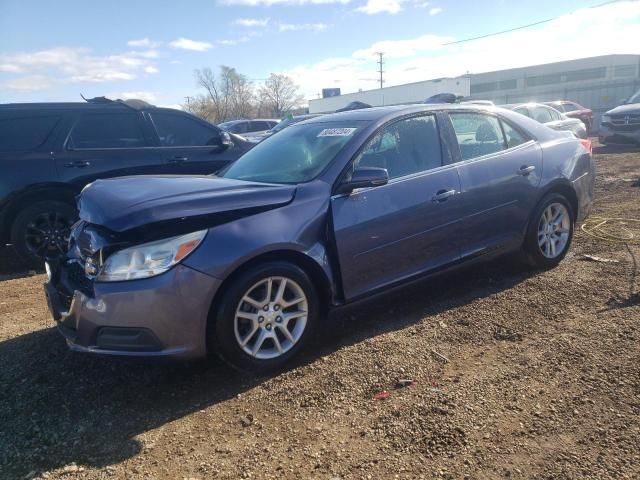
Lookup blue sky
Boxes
[1,0,639,107]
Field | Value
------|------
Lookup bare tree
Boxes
[194,68,229,123]
[221,66,254,120]
[259,74,304,117]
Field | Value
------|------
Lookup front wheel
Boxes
[209,262,319,373]
[522,193,574,269]
[10,201,77,269]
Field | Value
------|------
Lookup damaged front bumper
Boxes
[44,259,221,359]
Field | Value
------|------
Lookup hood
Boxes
[78,175,296,232]
[605,103,640,115]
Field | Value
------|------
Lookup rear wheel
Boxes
[209,261,319,373]
[522,193,574,269]
[10,201,77,269]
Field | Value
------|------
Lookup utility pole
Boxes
[184,96,192,106]
[375,52,384,89]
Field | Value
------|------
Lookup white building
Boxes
[467,54,640,128]
[308,54,640,129]
[308,77,470,114]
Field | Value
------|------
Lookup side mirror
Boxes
[337,167,389,194]
[207,131,232,150]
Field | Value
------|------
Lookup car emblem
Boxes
[624,115,630,125]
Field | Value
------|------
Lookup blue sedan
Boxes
[44,104,595,372]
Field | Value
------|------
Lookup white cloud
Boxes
[0,47,159,87]
[428,6,441,15]
[0,75,55,91]
[233,17,270,27]
[169,38,214,51]
[356,0,404,15]
[284,1,640,99]
[279,22,329,32]
[127,38,161,48]
[352,33,451,58]
[221,0,349,5]
[144,66,159,74]
[0,64,23,73]
[113,91,158,102]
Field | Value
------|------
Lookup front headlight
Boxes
[601,115,611,124]
[97,230,207,282]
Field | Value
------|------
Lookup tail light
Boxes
[579,138,592,154]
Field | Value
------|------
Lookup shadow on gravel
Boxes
[0,245,41,281]
[592,145,640,156]
[0,257,535,478]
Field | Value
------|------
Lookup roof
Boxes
[0,97,156,112]
[301,103,500,123]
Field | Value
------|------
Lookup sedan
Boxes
[44,105,595,372]
[544,100,594,132]
[502,103,587,139]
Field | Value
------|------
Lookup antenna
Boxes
[375,52,385,89]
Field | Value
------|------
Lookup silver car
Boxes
[502,103,587,139]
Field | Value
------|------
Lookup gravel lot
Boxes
[1,143,639,480]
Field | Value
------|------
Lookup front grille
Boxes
[610,114,640,129]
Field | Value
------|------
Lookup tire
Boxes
[522,193,574,269]
[209,261,319,374]
[10,201,77,269]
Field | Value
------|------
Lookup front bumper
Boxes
[598,125,640,146]
[44,261,221,359]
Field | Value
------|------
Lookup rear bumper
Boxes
[44,262,221,359]
[598,125,640,146]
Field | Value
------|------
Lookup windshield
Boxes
[628,89,640,104]
[221,121,367,184]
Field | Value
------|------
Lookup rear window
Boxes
[68,113,146,149]
[0,115,60,152]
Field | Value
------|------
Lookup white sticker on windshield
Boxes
[317,128,357,137]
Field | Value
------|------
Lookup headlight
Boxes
[97,230,207,282]
[601,115,611,124]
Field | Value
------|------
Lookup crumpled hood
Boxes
[605,103,640,115]
[78,175,296,232]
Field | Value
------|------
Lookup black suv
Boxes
[0,97,252,267]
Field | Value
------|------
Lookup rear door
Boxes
[447,111,542,259]
[55,111,153,189]
[331,113,464,300]
[148,111,240,175]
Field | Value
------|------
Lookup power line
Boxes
[442,0,629,46]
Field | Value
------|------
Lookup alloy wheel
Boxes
[537,202,571,259]
[234,276,308,360]
[24,211,74,260]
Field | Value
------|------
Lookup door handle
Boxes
[64,161,91,168]
[431,189,457,202]
[168,156,188,164]
[517,165,536,176]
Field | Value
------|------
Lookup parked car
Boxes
[0,97,252,267]
[598,88,640,147]
[544,101,594,132]
[255,114,324,141]
[44,104,594,372]
[218,119,279,142]
[502,103,587,139]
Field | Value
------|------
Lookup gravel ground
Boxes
[1,143,639,480]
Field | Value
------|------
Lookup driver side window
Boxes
[354,115,442,179]
[151,112,220,147]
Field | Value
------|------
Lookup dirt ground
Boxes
[1,143,639,480]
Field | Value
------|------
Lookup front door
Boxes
[331,114,464,301]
